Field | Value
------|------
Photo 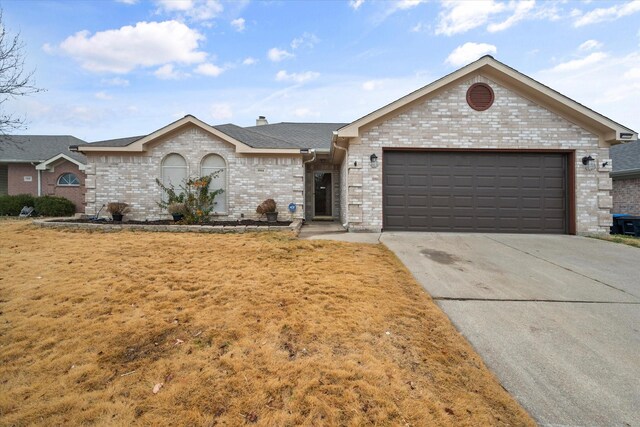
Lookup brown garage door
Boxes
[383,151,568,233]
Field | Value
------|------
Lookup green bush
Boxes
[0,194,36,216]
[34,196,76,217]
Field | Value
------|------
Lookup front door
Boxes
[314,172,332,217]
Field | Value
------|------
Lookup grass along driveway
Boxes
[0,221,534,426]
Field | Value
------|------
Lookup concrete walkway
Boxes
[299,221,381,243]
[381,233,640,427]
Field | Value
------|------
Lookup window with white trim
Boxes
[57,172,80,186]
[201,154,227,213]
[161,153,187,189]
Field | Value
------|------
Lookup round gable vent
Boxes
[466,83,494,111]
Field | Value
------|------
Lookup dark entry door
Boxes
[383,151,568,233]
[314,172,332,217]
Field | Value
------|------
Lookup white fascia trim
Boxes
[36,153,87,171]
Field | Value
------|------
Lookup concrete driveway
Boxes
[381,233,640,427]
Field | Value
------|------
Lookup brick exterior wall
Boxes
[7,163,37,195]
[612,177,640,216]
[42,161,86,212]
[84,125,305,221]
[346,74,612,234]
[8,161,85,213]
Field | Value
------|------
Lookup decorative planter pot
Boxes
[112,214,124,222]
[266,211,278,223]
[172,214,184,222]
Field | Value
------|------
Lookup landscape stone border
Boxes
[33,218,303,236]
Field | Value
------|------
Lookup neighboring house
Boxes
[610,140,640,216]
[0,135,88,212]
[74,56,636,234]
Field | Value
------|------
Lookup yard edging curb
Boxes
[33,218,303,234]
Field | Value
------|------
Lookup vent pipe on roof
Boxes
[256,116,268,126]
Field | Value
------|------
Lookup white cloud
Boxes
[154,0,223,22]
[487,0,535,32]
[436,0,506,36]
[116,0,138,4]
[436,0,558,36]
[231,17,245,32]
[154,64,186,80]
[349,0,364,10]
[573,1,640,27]
[194,62,224,77]
[291,33,319,50]
[549,52,608,72]
[267,47,294,62]
[210,103,233,121]
[94,91,113,100]
[536,51,640,131]
[362,80,383,91]
[101,77,130,87]
[411,22,427,32]
[275,70,320,84]
[395,0,427,10]
[242,57,257,65]
[445,42,497,67]
[56,20,206,74]
[579,39,603,51]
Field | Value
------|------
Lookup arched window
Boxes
[57,172,80,186]
[161,153,187,189]
[201,154,227,213]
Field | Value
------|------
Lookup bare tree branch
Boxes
[0,10,45,134]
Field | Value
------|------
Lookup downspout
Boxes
[332,131,348,228]
[31,162,42,196]
[302,149,316,221]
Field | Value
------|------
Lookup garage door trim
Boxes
[381,148,576,234]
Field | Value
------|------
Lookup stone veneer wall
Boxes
[612,177,640,216]
[84,125,305,220]
[346,74,612,234]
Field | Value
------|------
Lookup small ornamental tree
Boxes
[156,172,223,224]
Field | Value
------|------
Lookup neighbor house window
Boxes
[161,153,188,189]
[201,154,227,213]
[57,172,80,186]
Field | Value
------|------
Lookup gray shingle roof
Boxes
[0,135,87,163]
[77,121,346,150]
[87,135,145,147]
[611,140,640,173]
[213,124,301,149]
[239,122,347,150]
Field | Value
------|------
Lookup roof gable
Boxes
[0,135,87,163]
[77,115,302,154]
[336,56,636,145]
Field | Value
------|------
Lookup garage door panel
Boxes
[383,151,568,233]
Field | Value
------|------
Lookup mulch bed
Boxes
[55,219,293,227]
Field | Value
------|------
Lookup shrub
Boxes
[33,196,76,217]
[256,198,277,215]
[156,174,224,224]
[0,194,36,216]
[106,202,130,215]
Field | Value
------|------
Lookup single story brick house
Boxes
[73,56,637,234]
[0,135,88,212]
[610,140,640,216]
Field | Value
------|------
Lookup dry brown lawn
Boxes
[0,220,535,426]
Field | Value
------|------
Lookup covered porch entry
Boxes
[304,155,341,221]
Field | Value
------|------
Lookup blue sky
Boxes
[3,0,640,141]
